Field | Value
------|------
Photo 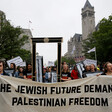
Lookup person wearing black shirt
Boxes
[17,67,27,79]
[25,64,32,79]
[61,64,71,82]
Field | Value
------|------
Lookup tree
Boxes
[54,56,76,66]
[83,15,112,63]
[0,20,30,61]
[18,49,31,63]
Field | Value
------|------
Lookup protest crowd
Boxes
[0,60,32,79]
[0,58,112,83]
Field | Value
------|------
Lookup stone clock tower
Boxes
[82,0,95,40]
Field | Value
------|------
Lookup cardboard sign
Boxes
[48,61,54,66]
[76,63,85,78]
[36,56,43,82]
[51,72,57,83]
[18,62,26,67]
[7,56,24,67]
[4,69,14,76]
[83,59,97,67]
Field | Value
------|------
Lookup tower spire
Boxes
[83,0,93,10]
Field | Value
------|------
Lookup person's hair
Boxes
[43,68,46,70]
[91,64,95,67]
[18,66,24,73]
[46,67,49,72]
[0,60,4,69]
[73,65,77,71]
[26,63,32,71]
[104,62,111,74]
[62,64,70,72]
[90,64,97,72]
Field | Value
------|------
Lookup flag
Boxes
[87,47,96,53]
[29,20,32,23]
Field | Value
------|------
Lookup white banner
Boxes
[0,75,112,112]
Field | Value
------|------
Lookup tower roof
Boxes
[83,0,93,10]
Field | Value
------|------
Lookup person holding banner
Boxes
[47,67,52,82]
[61,64,71,82]
[90,64,97,72]
[25,64,32,79]
[101,62,112,75]
[10,63,18,77]
[45,67,52,83]
[17,67,27,79]
[0,61,9,76]
[82,65,91,78]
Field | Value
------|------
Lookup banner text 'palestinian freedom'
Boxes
[0,83,111,107]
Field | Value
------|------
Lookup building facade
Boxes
[0,10,32,53]
[20,29,33,53]
[0,10,6,30]
[65,0,95,62]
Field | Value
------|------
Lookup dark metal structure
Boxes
[31,37,63,82]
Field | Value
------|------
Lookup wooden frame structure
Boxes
[31,37,63,82]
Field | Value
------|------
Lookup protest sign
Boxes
[0,75,112,112]
[4,69,14,76]
[83,59,97,66]
[76,63,85,78]
[36,56,43,82]
[7,56,25,67]
[48,61,54,66]
[18,62,26,67]
[51,72,57,83]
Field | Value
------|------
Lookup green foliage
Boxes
[18,49,31,63]
[83,15,112,62]
[55,56,76,65]
[0,20,30,62]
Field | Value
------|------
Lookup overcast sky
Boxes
[0,0,112,65]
